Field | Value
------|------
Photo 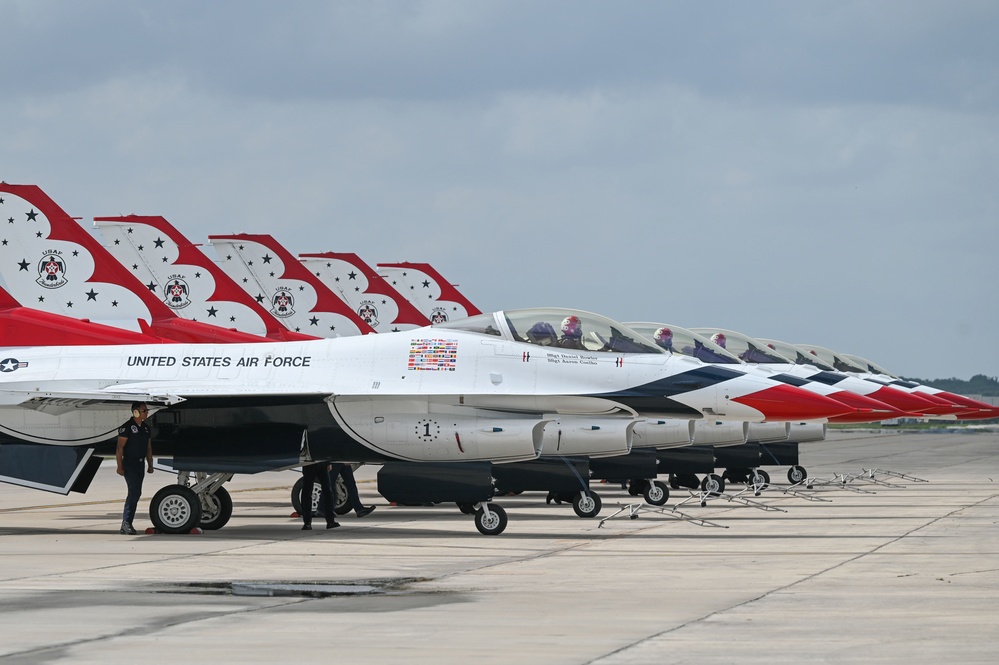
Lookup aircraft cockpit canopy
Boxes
[758,338,836,371]
[794,344,868,374]
[435,308,662,354]
[626,322,741,364]
[690,328,791,364]
[843,354,897,378]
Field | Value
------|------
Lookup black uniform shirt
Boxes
[118,419,151,460]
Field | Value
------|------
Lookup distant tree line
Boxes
[901,374,999,396]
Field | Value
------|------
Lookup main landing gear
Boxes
[149,471,234,534]
[626,479,670,506]
[545,489,603,518]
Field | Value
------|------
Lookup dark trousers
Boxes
[122,459,145,524]
[330,463,363,511]
[300,463,335,525]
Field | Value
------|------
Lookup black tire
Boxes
[643,480,669,506]
[627,480,642,497]
[474,504,508,535]
[200,486,233,530]
[748,469,771,491]
[457,502,475,515]
[291,477,304,514]
[700,473,725,496]
[572,490,602,518]
[333,476,352,515]
[150,485,202,534]
[668,474,681,490]
[292,477,329,517]
[787,465,807,484]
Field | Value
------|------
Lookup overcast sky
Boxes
[2,1,997,380]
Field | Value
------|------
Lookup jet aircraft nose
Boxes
[730,384,851,421]
[863,385,942,416]
[929,391,999,420]
[923,391,998,419]
[826,390,906,423]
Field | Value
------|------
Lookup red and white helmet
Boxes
[710,332,727,348]
[653,326,673,348]
[561,315,582,338]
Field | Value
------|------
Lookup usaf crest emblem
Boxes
[357,300,379,327]
[163,275,191,309]
[36,251,68,289]
[270,289,296,318]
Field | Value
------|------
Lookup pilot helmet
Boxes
[710,332,727,348]
[653,326,673,348]
[561,315,582,339]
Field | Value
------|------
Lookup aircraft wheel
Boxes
[291,477,327,517]
[572,491,602,518]
[333,476,352,515]
[291,478,303,514]
[457,502,475,515]
[748,469,770,491]
[643,480,669,506]
[627,479,643,497]
[150,485,202,534]
[787,465,807,484]
[668,474,681,490]
[700,473,725,496]
[474,504,508,536]
[200,486,233,530]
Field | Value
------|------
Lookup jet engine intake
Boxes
[631,418,695,449]
[787,422,827,442]
[540,415,637,458]
[747,421,791,443]
[329,397,546,463]
[692,420,750,447]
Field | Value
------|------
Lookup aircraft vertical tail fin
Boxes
[209,234,377,337]
[95,215,318,341]
[299,252,431,332]
[376,262,481,325]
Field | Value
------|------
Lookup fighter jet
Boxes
[0,306,847,534]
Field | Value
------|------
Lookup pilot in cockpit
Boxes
[710,332,727,349]
[526,321,559,346]
[558,315,586,350]
[653,326,674,352]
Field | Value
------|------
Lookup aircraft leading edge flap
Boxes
[0,444,100,494]
[0,390,185,411]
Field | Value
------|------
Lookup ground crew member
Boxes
[116,402,153,535]
[300,462,340,530]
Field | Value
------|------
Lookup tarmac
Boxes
[1,429,997,664]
